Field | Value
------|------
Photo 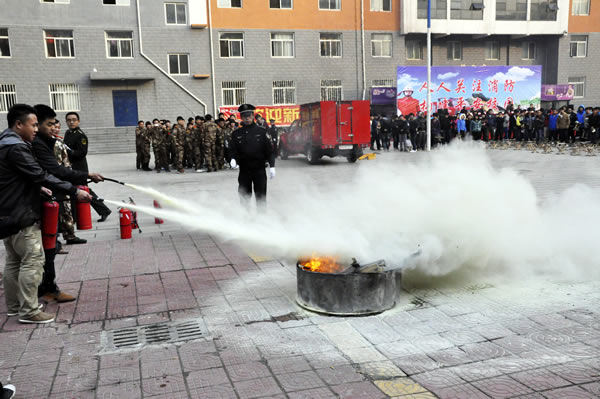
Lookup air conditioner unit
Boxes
[470,2,485,10]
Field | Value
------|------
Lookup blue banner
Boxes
[396,65,542,115]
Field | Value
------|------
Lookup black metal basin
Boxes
[296,263,402,316]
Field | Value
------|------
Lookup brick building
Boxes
[0,0,598,152]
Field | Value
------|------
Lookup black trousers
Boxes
[238,167,267,210]
[89,187,111,217]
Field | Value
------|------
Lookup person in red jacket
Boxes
[397,87,420,117]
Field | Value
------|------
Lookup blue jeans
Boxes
[536,128,544,143]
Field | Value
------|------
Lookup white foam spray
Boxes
[108,142,600,283]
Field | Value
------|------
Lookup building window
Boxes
[568,77,585,98]
[450,0,484,19]
[522,42,535,60]
[273,80,296,105]
[44,30,75,58]
[320,79,342,101]
[222,81,246,106]
[165,3,187,24]
[530,0,558,21]
[572,0,590,15]
[371,0,391,11]
[217,0,242,8]
[103,0,130,5]
[270,0,292,9]
[105,31,133,58]
[418,0,447,18]
[49,83,80,112]
[485,41,500,60]
[372,79,395,87]
[41,0,70,3]
[320,33,342,57]
[447,41,462,60]
[168,54,189,75]
[496,0,527,20]
[570,35,587,58]
[319,0,341,10]
[0,29,10,57]
[371,33,392,57]
[0,84,17,113]
[219,32,244,58]
[271,33,294,58]
[406,40,423,60]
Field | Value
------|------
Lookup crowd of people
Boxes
[370,104,600,152]
[135,112,279,173]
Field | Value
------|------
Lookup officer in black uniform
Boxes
[64,112,112,222]
[229,104,275,211]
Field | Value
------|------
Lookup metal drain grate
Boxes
[102,319,205,352]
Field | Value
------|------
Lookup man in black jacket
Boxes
[229,104,275,212]
[33,104,105,303]
[64,112,112,222]
[1,104,92,324]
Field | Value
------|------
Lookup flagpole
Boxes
[426,0,432,151]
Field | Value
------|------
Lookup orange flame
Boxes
[299,255,345,273]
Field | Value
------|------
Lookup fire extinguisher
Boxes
[76,185,93,230]
[119,207,132,239]
[41,200,60,250]
[153,200,164,224]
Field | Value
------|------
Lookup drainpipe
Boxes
[207,0,217,115]
[361,0,367,100]
[135,0,207,113]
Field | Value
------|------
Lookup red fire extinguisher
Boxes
[153,200,164,224]
[119,208,132,239]
[41,200,59,250]
[76,185,93,230]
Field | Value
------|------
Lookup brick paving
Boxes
[0,149,599,398]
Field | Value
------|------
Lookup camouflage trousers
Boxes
[60,200,76,240]
[174,144,185,170]
[215,143,225,170]
[193,142,203,169]
[136,143,144,169]
[153,144,168,170]
[184,143,194,168]
[203,139,217,172]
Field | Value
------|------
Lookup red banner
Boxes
[219,105,300,127]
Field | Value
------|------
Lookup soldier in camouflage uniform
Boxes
[151,119,169,173]
[172,116,186,173]
[52,121,86,244]
[202,114,218,172]
[215,118,227,170]
[192,116,205,172]
[184,122,195,168]
[135,120,144,170]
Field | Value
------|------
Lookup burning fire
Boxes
[299,255,345,273]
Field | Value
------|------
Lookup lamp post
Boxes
[426,0,432,151]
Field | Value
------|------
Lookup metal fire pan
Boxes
[296,264,402,316]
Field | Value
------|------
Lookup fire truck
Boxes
[279,100,371,164]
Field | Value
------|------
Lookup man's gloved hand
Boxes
[88,172,104,183]
[230,159,237,168]
[269,167,276,180]
[76,189,92,202]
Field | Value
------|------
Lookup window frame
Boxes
[320,79,343,101]
[272,80,296,105]
[270,32,295,58]
[0,84,17,113]
[370,0,391,12]
[168,53,190,75]
[221,81,246,106]
[0,28,11,58]
[447,41,462,60]
[371,33,392,58]
[48,83,80,112]
[217,0,242,8]
[570,35,588,58]
[105,31,134,59]
[270,0,293,9]
[44,29,75,59]
[568,77,585,98]
[319,0,341,10]
[484,41,500,60]
[165,2,187,25]
[219,32,245,58]
[572,0,590,15]
[319,32,343,58]
[521,41,536,60]
[371,79,395,88]
[405,39,423,60]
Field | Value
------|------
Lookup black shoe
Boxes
[97,211,111,223]
[66,237,87,245]
[2,383,15,399]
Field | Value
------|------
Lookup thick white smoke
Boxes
[108,142,600,284]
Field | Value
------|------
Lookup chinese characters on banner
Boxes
[218,105,300,127]
[396,66,542,116]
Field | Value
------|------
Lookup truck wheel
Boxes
[306,147,320,165]
[280,147,289,160]
[347,153,358,163]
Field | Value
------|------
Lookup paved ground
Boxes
[1,147,600,399]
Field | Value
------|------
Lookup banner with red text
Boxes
[219,105,300,126]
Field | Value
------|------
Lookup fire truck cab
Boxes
[279,100,371,164]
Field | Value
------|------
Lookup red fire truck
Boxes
[279,100,371,164]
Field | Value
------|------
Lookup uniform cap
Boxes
[238,104,256,115]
